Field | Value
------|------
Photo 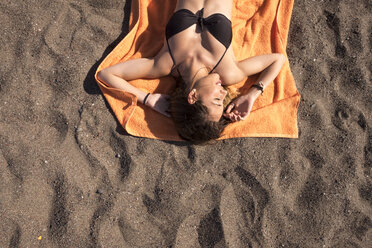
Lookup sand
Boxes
[0,0,371,247]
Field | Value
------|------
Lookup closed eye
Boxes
[215,98,223,106]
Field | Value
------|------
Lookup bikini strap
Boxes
[209,48,228,73]
[167,33,228,76]
[166,38,182,77]
[166,38,177,67]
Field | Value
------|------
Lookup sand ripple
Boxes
[0,0,371,247]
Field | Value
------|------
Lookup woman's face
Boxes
[193,73,228,121]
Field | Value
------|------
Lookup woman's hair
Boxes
[170,76,229,144]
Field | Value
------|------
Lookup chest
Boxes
[168,26,226,62]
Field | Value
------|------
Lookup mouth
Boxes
[216,80,222,86]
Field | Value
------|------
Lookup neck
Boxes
[179,57,209,90]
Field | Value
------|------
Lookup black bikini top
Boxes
[165,8,233,74]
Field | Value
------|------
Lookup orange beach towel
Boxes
[95,0,300,141]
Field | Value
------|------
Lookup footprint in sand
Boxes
[297,173,326,211]
[49,110,69,143]
[324,10,347,58]
[44,3,82,56]
[48,173,69,243]
[76,103,127,183]
[324,3,370,97]
[332,101,367,133]
[197,208,224,247]
[0,9,18,75]
[0,218,21,248]
[216,167,270,247]
[109,132,135,182]
[44,1,124,59]
[358,181,372,206]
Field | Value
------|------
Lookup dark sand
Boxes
[0,0,371,247]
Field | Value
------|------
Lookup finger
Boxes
[224,112,232,119]
[231,114,238,122]
[225,103,235,114]
[224,113,234,121]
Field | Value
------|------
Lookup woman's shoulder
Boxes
[152,43,175,76]
[217,53,246,85]
[220,69,246,86]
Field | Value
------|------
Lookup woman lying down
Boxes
[98,0,285,144]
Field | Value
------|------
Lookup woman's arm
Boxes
[97,48,173,116]
[237,53,286,89]
[224,53,286,121]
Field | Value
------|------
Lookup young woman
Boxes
[98,0,285,143]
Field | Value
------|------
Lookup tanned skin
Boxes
[98,0,285,122]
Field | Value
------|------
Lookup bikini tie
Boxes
[197,8,205,31]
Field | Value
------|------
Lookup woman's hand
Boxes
[223,88,261,122]
[145,93,171,117]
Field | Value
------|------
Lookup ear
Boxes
[187,89,198,104]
